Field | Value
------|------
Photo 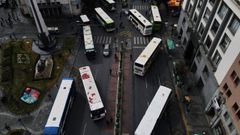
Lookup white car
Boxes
[103,43,110,56]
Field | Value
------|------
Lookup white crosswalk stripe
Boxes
[132,5,148,11]
[143,37,146,45]
[93,36,113,44]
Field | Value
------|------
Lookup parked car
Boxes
[103,43,110,56]
[122,0,128,8]
[47,27,59,34]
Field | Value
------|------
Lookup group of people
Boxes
[0,10,20,28]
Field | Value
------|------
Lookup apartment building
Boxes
[177,0,240,134]
[18,0,81,16]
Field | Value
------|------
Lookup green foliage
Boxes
[0,39,72,114]
[3,46,12,57]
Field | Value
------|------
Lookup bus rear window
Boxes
[135,63,143,68]
[146,25,152,28]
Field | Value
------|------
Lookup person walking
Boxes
[109,68,112,75]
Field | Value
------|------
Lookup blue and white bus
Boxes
[43,78,75,135]
[135,86,172,135]
[79,66,106,120]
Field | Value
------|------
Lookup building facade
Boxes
[18,0,81,16]
[177,0,240,134]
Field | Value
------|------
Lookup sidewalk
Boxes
[169,59,213,135]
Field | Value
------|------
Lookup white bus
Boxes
[79,66,106,120]
[95,7,115,32]
[101,0,116,11]
[83,25,96,59]
[150,5,162,31]
[128,9,152,36]
[134,37,162,76]
[135,85,172,135]
[43,78,75,135]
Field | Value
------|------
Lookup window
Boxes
[193,14,198,24]
[223,83,232,97]
[234,77,240,86]
[209,0,215,5]
[218,3,228,19]
[212,51,222,66]
[211,20,220,35]
[232,103,239,112]
[191,62,197,73]
[203,8,211,22]
[219,34,231,53]
[231,71,237,80]
[229,16,240,35]
[197,0,203,9]
[196,51,202,62]
[188,4,193,14]
[226,90,232,97]
[205,36,212,48]
[228,122,235,132]
[223,111,230,121]
[183,18,186,26]
[237,110,240,119]
[223,83,228,91]
[202,66,209,80]
[199,23,205,36]
[183,38,187,45]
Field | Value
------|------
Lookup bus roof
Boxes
[151,5,162,22]
[45,78,73,127]
[79,66,104,111]
[80,15,90,23]
[129,9,152,26]
[95,7,114,24]
[106,0,115,4]
[135,37,162,66]
[135,86,172,135]
[83,25,94,50]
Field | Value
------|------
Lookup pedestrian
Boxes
[110,117,113,123]
[130,54,132,60]
[114,53,118,61]
[4,123,11,131]
[109,68,112,75]
[0,22,3,27]
[106,120,109,125]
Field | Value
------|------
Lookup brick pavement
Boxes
[104,51,119,133]
[122,50,132,134]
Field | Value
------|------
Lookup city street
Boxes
[0,0,186,135]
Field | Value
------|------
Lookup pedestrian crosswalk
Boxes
[133,36,151,45]
[93,35,112,44]
[132,5,149,11]
[93,35,152,47]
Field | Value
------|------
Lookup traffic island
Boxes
[114,44,124,135]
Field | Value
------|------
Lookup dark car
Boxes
[122,0,128,8]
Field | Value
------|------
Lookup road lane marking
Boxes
[133,46,145,49]
[82,123,87,135]
[145,78,148,88]
[158,76,161,86]
[109,37,112,43]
